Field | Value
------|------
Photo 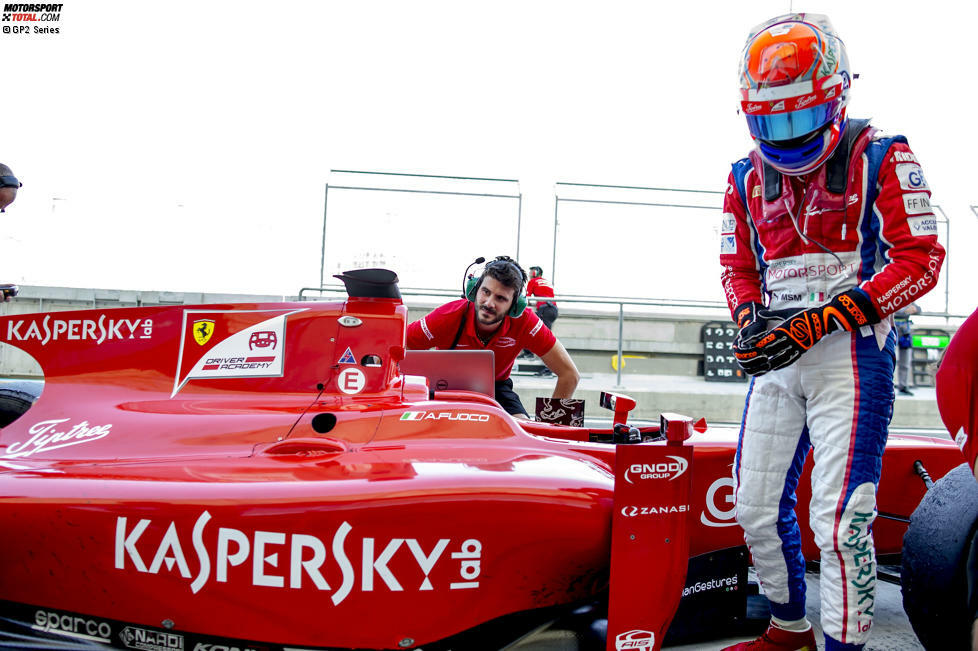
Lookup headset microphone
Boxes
[461,257,485,299]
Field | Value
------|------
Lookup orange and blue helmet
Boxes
[739,14,850,175]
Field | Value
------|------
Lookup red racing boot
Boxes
[721,624,818,650]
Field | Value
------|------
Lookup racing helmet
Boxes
[739,13,851,175]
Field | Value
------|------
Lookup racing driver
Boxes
[406,256,579,419]
[719,14,945,651]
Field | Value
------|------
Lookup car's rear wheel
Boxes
[902,462,978,650]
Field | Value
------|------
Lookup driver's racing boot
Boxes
[721,624,817,650]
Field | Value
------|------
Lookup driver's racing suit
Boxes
[719,122,945,648]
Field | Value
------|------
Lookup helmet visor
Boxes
[745,98,843,142]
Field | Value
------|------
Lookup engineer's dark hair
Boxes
[483,256,527,295]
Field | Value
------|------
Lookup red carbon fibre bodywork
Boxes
[0,297,964,650]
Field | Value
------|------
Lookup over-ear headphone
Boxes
[464,256,528,318]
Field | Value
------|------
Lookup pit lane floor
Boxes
[665,568,921,650]
[512,568,922,650]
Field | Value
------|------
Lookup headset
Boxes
[0,176,21,189]
[463,256,528,318]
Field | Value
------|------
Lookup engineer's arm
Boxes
[540,340,580,399]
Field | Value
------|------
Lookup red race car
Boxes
[0,269,967,651]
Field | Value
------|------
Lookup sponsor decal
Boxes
[773,292,803,303]
[769,100,785,112]
[337,347,356,365]
[720,214,736,234]
[893,150,918,163]
[838,294,868,325]
[895,163,928,191]
[115,512,483,600]
[908,215,938,236]
[620,504,689,517]
[955,428,967,451]
[5,315,154,346]
[847,193,860,206]
[700,476,737,527]
[419,316,434,341]
[528,320,543,337]
[794,93,817,109]
[903,192,932,215]
[33,610,112,643]
[615,629,654,650]
[248,331,277,350]
[878,252,942,312]
[192,645,259,651]
[496,336,516,347]
[120,626,185,651]
[193,320,215,346]
[624,456,688,483]
[337,367,366,394]
[337,315,362,327]
[824,87,837,99]
[765,261,856,280]
[401,411,490,422]
[172,309,302,398]
[682,573,740,597]
[720,235,737,255]
[845,510,877,632]
[745,102,763,114]
[3,418,112,459]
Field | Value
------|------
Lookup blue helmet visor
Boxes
[745,98,843,141]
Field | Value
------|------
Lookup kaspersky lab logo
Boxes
[401,411,490,422]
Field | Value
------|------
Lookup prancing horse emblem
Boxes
[193,319,215,346]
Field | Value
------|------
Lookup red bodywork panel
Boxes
[0,298,964,650]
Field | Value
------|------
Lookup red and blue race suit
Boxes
[719,122,945,649]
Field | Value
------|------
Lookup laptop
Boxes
[401,350,496,397]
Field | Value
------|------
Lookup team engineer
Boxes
[406,256,579,419]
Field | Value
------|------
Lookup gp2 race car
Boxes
[0,269,967,651]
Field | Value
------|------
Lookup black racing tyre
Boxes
[0,388,35,428]
[902,462,978,650]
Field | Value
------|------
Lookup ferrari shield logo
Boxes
[192,319,215,346]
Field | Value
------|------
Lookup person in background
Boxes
[0,164,21,302]
[0,164,21,213]
[719,13,945,651]
[519,266,560,373]
[406,256,579,419]
[894,302,920,395]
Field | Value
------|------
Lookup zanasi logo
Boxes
[621,504,689,517]
[624,455,688,483]
[616,629,654,650]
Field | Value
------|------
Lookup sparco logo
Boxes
[624,455,688,483]
[615,629,654,650]
[115,512,484,601]
[120,626,184,651]
[34,610,111,642]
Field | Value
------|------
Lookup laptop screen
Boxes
[401,350,496,397]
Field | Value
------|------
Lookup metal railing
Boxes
[299,283,968,388]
